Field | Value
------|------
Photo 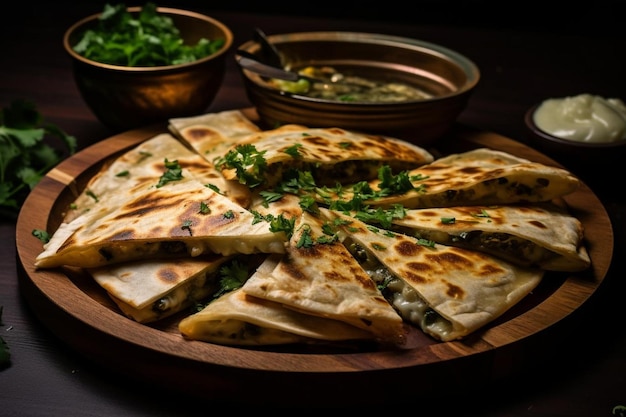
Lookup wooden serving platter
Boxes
[14,115,613,407]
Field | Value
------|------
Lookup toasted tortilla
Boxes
[36,173,286,269]
[168,109,264,166]
[214,125,434,188]
[63,133,252,222]
[241,211,407,345]
[89,254,233,323]
[316,148,581,208]
[321,208,544,342]
[179,263,375,346]
[367,203,590,272]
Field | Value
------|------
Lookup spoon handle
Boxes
[253,28,284,68]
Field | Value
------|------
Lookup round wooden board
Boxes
[14,115,613,406]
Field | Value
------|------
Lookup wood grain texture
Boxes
[13,120,613,406]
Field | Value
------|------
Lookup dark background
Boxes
[19,0,624,35]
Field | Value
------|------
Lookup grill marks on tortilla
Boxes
[387,203,589,271]
[325,148,582,208]
[218,126,434,188]
[241,212,407,344]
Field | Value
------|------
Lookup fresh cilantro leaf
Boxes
[284,143,303,158]
[156,158,183,187]
[0,99,76,220]
[216,144,267,188]
[296,224,314,248]
[32,229,50,243]
[268,213,296,239]
[213,259,251,299]
[181,219,193,235]
[198,201,210,214]
[73,2,225,67]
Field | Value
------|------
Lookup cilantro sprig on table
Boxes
[72,2,225,67]
[0,100,77,221]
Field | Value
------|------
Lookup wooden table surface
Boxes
[2,1,625,415]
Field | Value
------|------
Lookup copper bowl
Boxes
[237,31,480,145]
[63,7,233,131]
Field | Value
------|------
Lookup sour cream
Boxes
[533,94,626,143]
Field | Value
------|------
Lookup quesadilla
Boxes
[358,203,590,272]
[168,109,263,166]
[241,211,407,345]
[89,254,234,323]
[315,148,581,209]
[320,207,544,342]
[179,258,375,346]
[35,172,286,269]
[63,133,252,222]
[214,126,434,189]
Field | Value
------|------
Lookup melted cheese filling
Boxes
[112,267,218,323]
[95,237,285,267]
[185,320,304,345]
[392,226,556,267]
[345,240,453,340]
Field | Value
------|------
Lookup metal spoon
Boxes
[235,51,327,84]
[253,27,284,68]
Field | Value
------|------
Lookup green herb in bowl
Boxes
[72,2,225,67]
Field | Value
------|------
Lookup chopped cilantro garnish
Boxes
[205,183,222,194]
[181,219,193,235]
[216,144,267,188]
[474,209,491,218]
[198,201,210,214]
[296,224,315,248]
[212,259,251,299]
[354,205,406,228]
[86,190,99,202]
[416,238,436,247]
[156,158,183,187]
[259,190,283,205]
[32,229,50,244]
[284,143,303,158]
[268,213,296,239]
[298,194,319,214]
[377,166,415,196]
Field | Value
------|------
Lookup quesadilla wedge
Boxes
[64,133,252,223]
[168,109,263,166]
[89,254,234,323]
[357,203,590,272]
[179,258,375,346]
[35,174,287,269]
[241,211,407,345]
[315,148,581,209]
[320,207,544,342]
[214,126,434,189]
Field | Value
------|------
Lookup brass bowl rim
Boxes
[63,6,233,72]
[238,31,480,105]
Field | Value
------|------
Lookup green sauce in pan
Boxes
[270,66,432,103]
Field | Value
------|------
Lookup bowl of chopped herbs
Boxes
[63,2,233,131]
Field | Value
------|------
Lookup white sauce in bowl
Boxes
[533,94,626,143]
